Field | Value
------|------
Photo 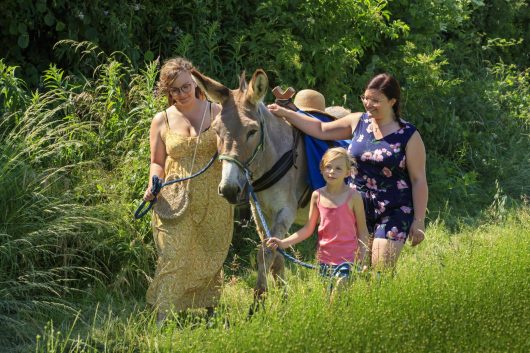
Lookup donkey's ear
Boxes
[246,69,268,106]
[239,71,248,91]
[191,69,230,104]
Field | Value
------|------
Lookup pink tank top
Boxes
[316,189,359,265]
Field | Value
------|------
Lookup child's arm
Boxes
[267,191,320,249]
[352,191,370,267]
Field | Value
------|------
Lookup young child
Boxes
[267,147,369,280]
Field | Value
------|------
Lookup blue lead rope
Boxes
[134,152,218,219]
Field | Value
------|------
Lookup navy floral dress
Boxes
[348,113,416,242]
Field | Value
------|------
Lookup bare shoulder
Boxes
[406,130,426,153]
[344,112,363,130]
[211,101,222,116]
[346,112,363,122]
[151,110,166,128]
[410,130,424,143]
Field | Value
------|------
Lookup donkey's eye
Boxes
[246,129,258,140]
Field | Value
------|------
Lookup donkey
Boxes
[191,69,309,300]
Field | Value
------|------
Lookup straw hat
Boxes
[293,89,336,119]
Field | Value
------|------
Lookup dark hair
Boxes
[365,73,401,121]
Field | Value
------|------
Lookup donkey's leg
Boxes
[251,204,293,293]
[248,238,275,317]
[270,207,296,287]
[255,239,276,298]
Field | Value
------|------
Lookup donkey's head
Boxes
[192,69,269,204]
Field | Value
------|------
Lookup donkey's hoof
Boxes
[247,299,266,319]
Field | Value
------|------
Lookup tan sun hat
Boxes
[293,89,336,119]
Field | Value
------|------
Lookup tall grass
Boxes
[34,207,529,352]
[0,59,156,347]
[0,67,107,345]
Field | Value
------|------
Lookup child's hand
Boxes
[267,103,290,118]
[266,237,285,250]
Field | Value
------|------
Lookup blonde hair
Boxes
[320,147,356,173]
[157,57,203,105]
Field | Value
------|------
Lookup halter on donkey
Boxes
[191,69,309,302]
[191,69,359,304]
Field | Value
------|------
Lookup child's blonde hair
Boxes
[320,147,357,174]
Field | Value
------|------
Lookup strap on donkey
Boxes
[271,86,351,205]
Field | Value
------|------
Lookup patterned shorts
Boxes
[361,190,414,242]
[319,263,353,278]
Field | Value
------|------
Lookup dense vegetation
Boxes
[1,0,528,351]
[35,210,530,352]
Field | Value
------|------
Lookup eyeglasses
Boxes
[360,95,382,106]
[169,82,193,96]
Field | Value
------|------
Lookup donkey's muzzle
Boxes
[218,182,249,205]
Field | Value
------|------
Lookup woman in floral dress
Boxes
[268,73,428,269]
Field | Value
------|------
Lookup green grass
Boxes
[34,207,530,353]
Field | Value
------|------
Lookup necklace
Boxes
[371,119,395,132]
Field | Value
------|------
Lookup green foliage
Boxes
[0,78,105,344]
[33,209,530,352]
[0,59,29,118]
[1,0,408,97]
[0,62,155,347]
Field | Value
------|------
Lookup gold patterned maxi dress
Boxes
[146,116,233,313]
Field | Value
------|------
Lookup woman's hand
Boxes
[266,237,287,250]
[267,103,291,118]
[143,186,155,201]
[408,219,425,246]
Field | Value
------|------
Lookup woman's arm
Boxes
[268,103,361,141]
[406,131,428,246]
[143,112,168,201]
[267,191,320,249]
[351,192,370,265]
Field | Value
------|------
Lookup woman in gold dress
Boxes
[143,58,233,320]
